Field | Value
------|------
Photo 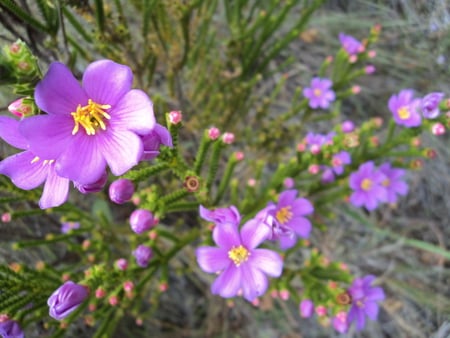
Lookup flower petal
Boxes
[0,151,47,189]
[366,286,385,302]
[39,166,70,209]
[211,265,241,298]
[19,115,74,159]
[240,265,268,301]
[291,198,314,215]
[110,89,155,134]
[212,222,240,249]
[82,60,132,106]
[277,190,297,207]
[364,301,379,321]
[289,217,312,238]
[97,129,142,176]
[240,218,271,249]
[250,249,283,277]
[196,247,230,273]
[279,235,297,250]
[55,133,106,184]
[0,116,27,149]
[35,62,87,115]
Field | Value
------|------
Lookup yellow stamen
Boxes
[276,206,293,224]
[313,89,322,97]
[382,179,390,187]
[71,99,111,135]
[397,106,410,120]
[361,178,372,191]
[228,245,250,267]
[30,156,40,164]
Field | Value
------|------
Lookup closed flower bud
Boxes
[109,179,134,204]
[8,98,33,118]
[115,258,128,271]
[47,281,89,320]
[130,209,155,234]
[300,299,314,318]
[207,127,220,140]
[222,132,235,144]
[0,319,24,338]
[1,213,11,223]
[133,244,153,268]
[168,111,182,124]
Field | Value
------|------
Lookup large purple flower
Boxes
[0,319,24,338]
[349,161,387,211]
[339,33,364,56]
[261,190,314,250]
[347,275,385,331]
[196,207,283,301]
[0,116,70,208]
[388,89,422,127]
[20,60,155,184]
[303,77,336,109]
[47,281,89,320]
[379,162,408,204]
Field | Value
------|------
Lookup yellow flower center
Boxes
[382,179,390,187]
[397,106,410,120]
[228,245,250,267]
[276,206,293,224]
[361,178,372,191]
[71,99,111,135]
[313,89,322,97]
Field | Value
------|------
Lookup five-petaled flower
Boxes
[20,60,155,185]
[388,89,422,127]
[196,206,283,301]
[303,77,336,109]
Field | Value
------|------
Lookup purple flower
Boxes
[109,178,134,204]
[133,244,153,267]
[299,299,314,318]
[341,120,355,133]
[378,163,408,204]
[321,167,336,184]
[421,92,444,119]
[0,320,24,338]
[262,190,314,250]
[303,77,336,109]
[199,205,241,226]
[331,151,351,175]
[0,116,70,209]
[349,161,387,211]
[196,209,283,301]
[305,132,335,154]
[339,33,364,56]
[332,312,349,333]
[129,209,155,234]
[61,221,80,234]
[47,281,89,320]
[20,60,155,185]
[140,123,173,160]
[388,89,422,127]
[347,275,385,331]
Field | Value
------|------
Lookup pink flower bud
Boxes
[222,132,235,144]
[279,289,290,301]
[8,98,32,118]
[123,281,134,293]
[82,240,91,250]
[432,122,445,135]
[159,282,168,292]
[349,54,358,63]
[207,127,220,140]
[325,56,333,63]
[283,177,295,189]
[351,85,361,94]
[9,42,21,54]
[308,164,320,174]
[108,295,119,306]
[234,152,244,161]
[297,142,306,152]
[365,65,376,74]
[135,318,143,326]
[95,288,106,299]
[109,179,134,204]
[1,213,11,223]
[315,305,327,317]
[115,258,128,271]
[368,50,377,58]
[168,111,182,124]
[247,178,256,187]
[88,303,96,312]
[310,144,321,155]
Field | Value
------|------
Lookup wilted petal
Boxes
[241,218,271,249]
[110,89,155,134]
[241,265,268,301]
[97,129,142,176]
[19,115,73,160]
[250,249,283,277]
[82,60,132,106]
[211,265,241,298]
[35,62,87,115]
[0,151,47,189]
[196,247,230,273]
[0,116,28,149]
[40,166,70,209]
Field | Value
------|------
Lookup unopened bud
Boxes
[222,132,235,144]
[207,127,220,140]
[168,111,182,124]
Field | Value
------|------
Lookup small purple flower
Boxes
[347,275,385,331]
[331,151,351,175]
[421,92,444,119]
[262,190,314,250]
[0,319,24,338]
[196,208,283,301]
[305,132,335,154]
[378,163,408,204]
[61,221,80,234]
[341,120,355,133]
[303,77,336,109]
[133,244,153,267]
[388,89,422,127]
[47,281,89,320]
[129,209,155,234]
[140,123,173,160]
[349,161,387,211]
[109,178,134,204]
[199,205,241,226]
[321,167,335,184]
[332,312,349,333]
[0,116,70,209]
[299,299,314,318]
[20,60,155,185]
[339,33,364,56]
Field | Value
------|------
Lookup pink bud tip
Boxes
[222,132,235,144]
[168,111,182,124]
[1,213,11,223]
[234,152,244,161]
[207,127,220,140]
[432,122,445,136]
